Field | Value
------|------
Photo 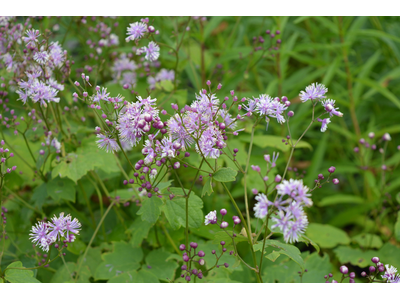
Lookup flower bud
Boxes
[340,265,348,274]
[220,221,228,229]
[179,244,186,251]
[369,266,376,273]
[371,257,380,264]
[220,209,227,216]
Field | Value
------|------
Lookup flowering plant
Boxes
[0,15,399,285]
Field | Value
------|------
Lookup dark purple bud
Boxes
[328,166,336,173]
[212,250,216,254]
[179,244,186,251]
[361,271,367,277]
[198,250,205,257]
[190,242,198,249]
[369,266,376,273]
[183,255,189,262]
[340,266,348,274]
[224,263,229,268]
[371,257,380,264]
[220,208,227,216]
[349,272,355,279]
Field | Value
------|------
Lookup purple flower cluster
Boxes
[167,90,237,159]
[244,94,288,125]
[17,70,63,107]
[253,179,312,243]
[298,83,343,132]
[30,213,81,252]
[299,82,328,102]
[382,264,400,283]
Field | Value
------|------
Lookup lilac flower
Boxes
[159,136,177,158]
[243,98,258,115]
[126,22,148,41]
[64,215,81,242]
[318,118,331,132]
[96,133,120,153]
[93,87,110,102]
[30,213,81,252]
[29,222,49,246]
[256,94,287,124]
[271,207,308,243]
[47,41,67,68]
[265,152,279,167]
[382,265,400,283]
[17,71,61,106]
[204,210,217,225]
[111,54,137,79]
[321,99,343,117]
[299,82,328,102]
[141,41,160,61]
[33,51,49,65]
[47,213,66,241]
[254,193,272,219]
[23,29,40,47]
[276,179,312,207]
[156,69,175,81]
[1,53,14,72]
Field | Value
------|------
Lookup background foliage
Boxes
[1,16,400,283]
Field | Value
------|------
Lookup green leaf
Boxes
[298,235,320,253]
[265,251,281,262]
[301,252,334,283]
[31,183,47,210]
[254,239,305,271]
[67,239,86,255]
[352,233,383,249]
[156,80,174,92]
[5,261,41,283]
[51,262,77,283]
[52,136,119,183]
[333,246,377,268]
[94,241,143,280]
[356,78,400,109]
[240,135,312,152]
[77,247,102,278]
[305,223,350,249]
[318,194,364,207]
[213,167,237,182]
[108,269,159,283]
[46,176,76,203]
[162,188,203,230]
[144,249,179,281]
[127,218,154,247]
[395,212,400,242]
[137,197,164,224]
[201,177,213,197]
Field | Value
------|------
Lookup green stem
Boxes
[74,200,116,282]
[221,183,261,283]
[78,181,96,228]
[161,224,181,255]
[4,186,43,215]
